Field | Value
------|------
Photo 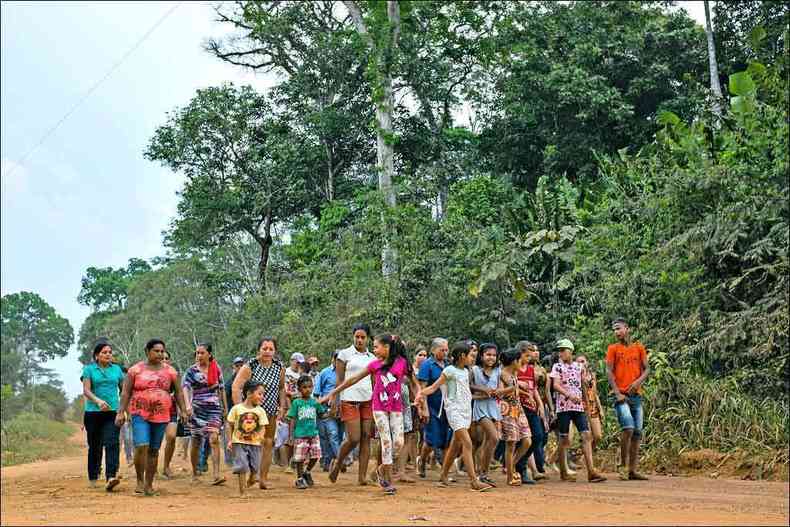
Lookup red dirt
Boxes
[1,433,788,526]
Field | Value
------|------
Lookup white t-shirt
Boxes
[337,344,375,402]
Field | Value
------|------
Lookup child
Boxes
[498,348,532,486]
[287,375,326,489]
[550,340,606,483]
[226,381,268,497]
[415,341,493,492]
[273,418,290,467]
[576,354,605,449]
[469,343,501,487]
[320,334,420,495]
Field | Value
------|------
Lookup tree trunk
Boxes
[345,0,400,278]
[376,72,397,277]
[704,0,723,117]
[324,141,335,202]
[256,213,273,291]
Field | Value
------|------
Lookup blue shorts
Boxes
[131,415,168,450]
[557,411,589,436]
[614,394,643,438]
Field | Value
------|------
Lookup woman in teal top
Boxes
[81,339,125,492]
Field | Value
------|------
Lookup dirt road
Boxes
[1,433,788,526]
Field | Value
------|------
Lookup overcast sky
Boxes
[1,1,707,398]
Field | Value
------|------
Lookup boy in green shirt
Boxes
[287,375,327,489]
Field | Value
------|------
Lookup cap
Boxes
[555,339,575,351]
[307,356,319,364]
[233,356,245,365]
[290,352,305,363]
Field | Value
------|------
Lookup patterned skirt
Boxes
[188,400,223,437]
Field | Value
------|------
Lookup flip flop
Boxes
[212,476,227,486]
[471,484,493,492]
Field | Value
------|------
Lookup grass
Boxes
[1,412,80,467]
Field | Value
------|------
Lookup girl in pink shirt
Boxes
[320,334,420,495]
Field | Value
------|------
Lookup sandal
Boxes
[212,476,227,486]
[479,474,497,487]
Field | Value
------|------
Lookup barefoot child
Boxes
[551,339,606,483]
[498,348,532,487]
[470,343,501,487]
[415,341,493,492]
[288,375,326,489]
[226,381,268,497]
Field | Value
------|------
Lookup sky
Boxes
[1,1,708,398]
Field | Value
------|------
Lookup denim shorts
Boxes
[613,394,644,438]
[231,443,262,474]
[131,414,168,449]
[557,411,589,435]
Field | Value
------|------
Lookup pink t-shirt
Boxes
[128,361,178,423]
[367,356,408,413]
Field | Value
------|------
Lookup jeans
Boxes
[198,436,210,470]
[614,394,644,438]
[516,410,546,476]
[317,417,341,469]
[84,411,120,481]
[121,420,134,462]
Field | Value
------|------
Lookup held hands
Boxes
[114,413,126,427]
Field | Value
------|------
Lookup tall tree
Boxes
[1,292,74,390]
[206,1,374,208]
[77,257,152,312]
[704,0,724,116]
[145,84,310,291]
[343,0,402,276]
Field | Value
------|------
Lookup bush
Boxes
[1,412,78,466]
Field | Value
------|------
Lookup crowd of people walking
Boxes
[80,318,649,497]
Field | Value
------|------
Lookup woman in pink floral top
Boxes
[116,339,190,496]
[549,339,605,483]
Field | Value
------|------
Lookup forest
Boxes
[2,0,788,473]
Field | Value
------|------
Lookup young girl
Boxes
[469,343,501,487]
[576,354,605,449]
[415,341,493,492]
[320,334,419,495]
[498,348,532,487]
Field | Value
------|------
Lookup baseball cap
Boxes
[307,356,319,364]
[555,339,575,351]
[290,352,305,363]
[233,356,245,365]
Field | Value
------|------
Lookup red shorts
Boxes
[293,436,321,462]
[340,400,373,422]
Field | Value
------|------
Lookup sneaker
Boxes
[295,477,308,489]
[520,471,536,485]
[534,472,548,481]
[303,472,314,487]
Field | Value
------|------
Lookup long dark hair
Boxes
[476,342,499,367]
[375,334,411,376]
[197,342,220,386]
[449,341,471,367]
[92,339,111,361]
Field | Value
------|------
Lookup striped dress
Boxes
[248,358,284,418]
[183,364,224,437]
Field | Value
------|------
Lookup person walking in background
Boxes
[606,318,650,481]
[314,350,342,472]
[470,343,501,487]
[81,339,125,492]
[160,349,181,479]
[515,341,546,484]
[116,338,190,496]
[232,337,287,489]
[183,342,227,486]
[223,356,246,464]
[576,354,605,449]
[551,339,606,483]
[416,338,452,479]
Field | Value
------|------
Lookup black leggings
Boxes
[84,411,120,481]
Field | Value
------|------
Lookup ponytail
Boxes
[375,334,408,375]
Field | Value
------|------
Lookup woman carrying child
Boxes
[415,341,493,492]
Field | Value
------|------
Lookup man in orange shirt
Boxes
[605,318,649,481]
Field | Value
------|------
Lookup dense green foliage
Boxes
[75,1,788,464]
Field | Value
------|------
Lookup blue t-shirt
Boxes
[313,365,337,399]
[81,363,125,412]
[417,357,447,414]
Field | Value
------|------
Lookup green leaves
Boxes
[728,71,756,96]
